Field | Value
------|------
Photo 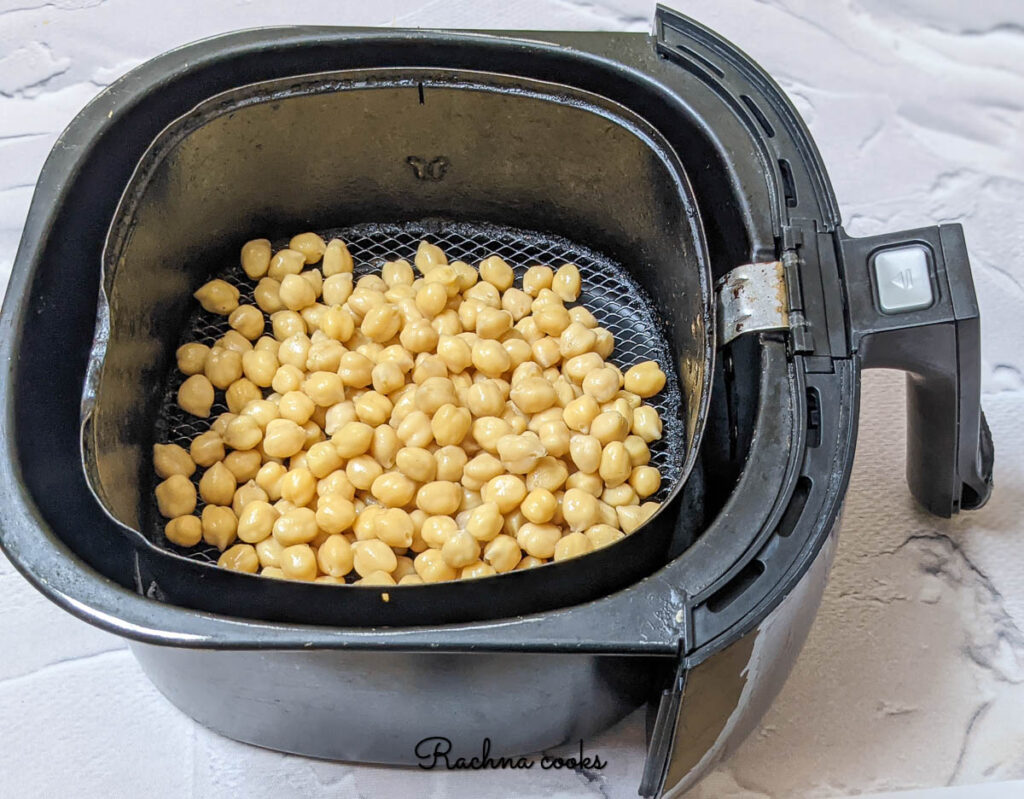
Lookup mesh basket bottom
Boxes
[150,220,684,563]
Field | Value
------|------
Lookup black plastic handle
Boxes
[841,223,993,517]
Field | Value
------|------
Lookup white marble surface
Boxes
[1,1,1022,797]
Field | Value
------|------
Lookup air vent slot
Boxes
[777,476,812,537]
[707,559,766,613]
[741,94,775,138]
[806,387,821,448]
[779,158,798,208]
[673,44,726,78]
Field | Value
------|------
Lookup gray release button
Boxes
[873,245,933,313]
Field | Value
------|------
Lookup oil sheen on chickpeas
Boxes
[155,234,667,585]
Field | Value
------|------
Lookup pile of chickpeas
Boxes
[152,232,668,586]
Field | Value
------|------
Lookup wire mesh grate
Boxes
[149,220,684,563]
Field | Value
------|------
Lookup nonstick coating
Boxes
[150,220,685,566]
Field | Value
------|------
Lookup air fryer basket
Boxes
[81,68,713,621]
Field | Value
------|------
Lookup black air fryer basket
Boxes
[0,8,993,797]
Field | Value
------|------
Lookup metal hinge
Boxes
[715,233,814,351]
[716,261,789,346]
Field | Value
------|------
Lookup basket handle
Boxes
[840,223,993,517]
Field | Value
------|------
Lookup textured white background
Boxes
[1,1,1023,797]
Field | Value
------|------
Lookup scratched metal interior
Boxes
[149,220,684,564]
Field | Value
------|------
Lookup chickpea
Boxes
[322,239,354,276]
[580,367,620,404]
[220,328,255,351]
[396,447,436,483]
[333,421,374,457]
[434,446,467,483]
[201,505,237,551]
[347,455,384,491]
[562,353,603,384]
[522,265,553,297]
[629,465,661,498]
[263,418,307,459]
[481,474,527,514]
[471,416,512,454]
[203,348,242,390]
[592,327,615,359]
[496,431,545,474]
[255,536,285,568]
[255,462,287,500]
[240,349,277,388]
[483,534,522,572]
[176,342,210,376]
[254,278,284,313]
[590,411,630,446]
[467,380,505,417]
[317,534,354,577]
[566,470,604,497]
[623,435,651,467]
[526,456,569,493]
[152,475,194,518]
[218,543,260,573]
[177,374,215,418]
[533,304,571,337]
[435,334,471,374]
[165,515,203,547]
[371,472,417,509]
[624,361,667,398]
[563,395,601,433]
[358,303,399,343]
[222,414,261,451]
[412,377,455,415]
[315,493,356,535]
[520,487,557,524]
[283,232,323,265]
[416,481,461,515]
[530,336,562,369]
[426,403,469,447]
[602,483,638,508]
[370,507,411,548]
[274,274,317,313]
[270,364,302,394]
[354,539,398,577]
[413,240,446,275]
[558,322,596,360]
[460,561,497,580]
[199,461,236,506]
[240,238,272,279]
[260,567,287,579]
[474,255,511,291]
[535,419,571,458]
[632,405,663,442]
[414,282,447,318]
[462,453,504,490]
[551,263,582,302]
[554,531,593,562]
[323,274,355,308]
[475,307,513,340]
[597,442,631,488]
[210,413,236,438]
[395,410,433,448]
[182,435,219,472]
[224,378,260,416]
[338,351,374,388]
[516,523,561,559]
[317,469,356,501]
[471,339,511,377]
[441,529,480,569]
[563,488,599,531]
[236,500,278,544]
[497,287,529,320]
[267,249,306,281]
[153,443,196,479]
[584,524,623,550]
[278,544,317,581]
[275,468,314,507]
[272,506,319,547]
[194,279,239,315]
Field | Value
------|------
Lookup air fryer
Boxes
[0,8,993,798]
